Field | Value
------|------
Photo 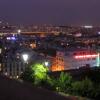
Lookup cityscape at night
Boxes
[0,0,100,100]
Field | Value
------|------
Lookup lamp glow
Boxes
[22,54,29,62]
[44,61,49,67]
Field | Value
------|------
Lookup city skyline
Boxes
[0,0,100,25]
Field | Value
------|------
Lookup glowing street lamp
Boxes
[22,54,29,63]
[44,61,50,67]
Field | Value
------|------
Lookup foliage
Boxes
[21,63,48,85]
[20,67,34,82]
[90,84,100,99]
[79,68,100,84]
[31,63,48,85]
[21,67,100,99]
[54,72,72,92]
[71,78,94,98]
[39,76,56,90]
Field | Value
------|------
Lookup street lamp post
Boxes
[22,54,29,74]
[44,61,51,72]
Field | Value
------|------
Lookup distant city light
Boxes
[98,32,100,35]
[13,34,15,36]
[4,72,8,76]
[16,76,19,79]
[7,37,11,40]
[18,29,21,34]
[0,49,2,54]
[11,37,16,40]
[83,25,93,28]
[75,33,82,37]
[7,37,16,40]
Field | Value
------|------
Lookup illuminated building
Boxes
[51,52,64,71]
[2,61,25,78]
[51,49,100,71]
[30,43,36,49]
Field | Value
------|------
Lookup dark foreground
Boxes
[0,76,77,100]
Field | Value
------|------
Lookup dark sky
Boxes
[0,0,100,25]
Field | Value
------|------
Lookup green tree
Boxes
[21,63,48,85]
[31,63,48,85]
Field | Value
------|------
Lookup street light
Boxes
[44,61,49,67]
[22,54,29,63]
[22,54,29,75]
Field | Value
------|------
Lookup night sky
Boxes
[0,0,100,25]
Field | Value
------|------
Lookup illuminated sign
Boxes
[74,54,98,59]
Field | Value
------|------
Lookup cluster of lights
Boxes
[7,37,16,40]
[74,54,98,59]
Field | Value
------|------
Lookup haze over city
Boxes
[1,0,100,100]
[0,0,100,25]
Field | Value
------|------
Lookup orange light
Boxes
[51,65,64,72]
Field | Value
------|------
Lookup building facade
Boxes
[51,49,100,71]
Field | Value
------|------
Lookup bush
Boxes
[91,84,100,99]
[40,76,56,90]
[81,69,100,84]
[55,72,72,92]
[72,78,94,98]
[20,67,34,82]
